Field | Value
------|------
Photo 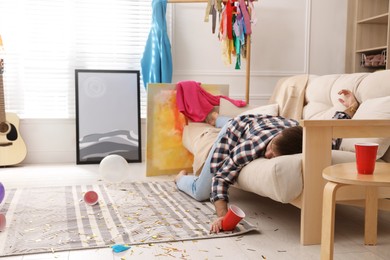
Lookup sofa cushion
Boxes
[268,74,309,120]
[219,98,279,118]
[238,103,279,117]
[355,69,390,102]
[303,73,368,120]
[182,122,219,175]
[236,154,303,203]
[339,96,390,158]
[182,122,211,154]
[236,150,357,203]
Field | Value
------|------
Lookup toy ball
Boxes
[0,182,4,204]
[99,154,129,183]
[84,190,99,206]
[0,214,6,232]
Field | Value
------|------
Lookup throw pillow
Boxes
[219,98,279,118]
[238,103,279,117]
[339,96,390,158]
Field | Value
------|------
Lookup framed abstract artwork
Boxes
[146,83,228,176]
[75,69,141,164]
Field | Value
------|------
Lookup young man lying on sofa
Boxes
[174,89,359,233]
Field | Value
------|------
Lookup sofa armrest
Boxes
[298,119,390,245]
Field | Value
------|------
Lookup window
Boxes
[0,0,168,118]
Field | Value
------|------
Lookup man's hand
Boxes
[338,89,359,117]
[338,89,358,108]
[210,216,224,233]
[210,200,228,233]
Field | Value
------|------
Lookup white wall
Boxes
[309,0,348,74]
[172,0,348,102]
[19,0,348,164]
[172,0,311,104]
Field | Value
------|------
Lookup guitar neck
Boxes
[0,35,6,123]
[0,62,5,123]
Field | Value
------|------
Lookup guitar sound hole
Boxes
[7,124,18,141]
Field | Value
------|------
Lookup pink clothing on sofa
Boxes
[176,81,246,122]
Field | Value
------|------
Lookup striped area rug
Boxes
[0,181,257,256]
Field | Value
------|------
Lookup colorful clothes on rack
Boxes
[205,0,256,69]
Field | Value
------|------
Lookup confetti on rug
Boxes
[0,181,257,256]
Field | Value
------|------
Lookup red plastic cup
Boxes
[84,190,99,205]
[0,214,6,232]
[222,205,245,231]
[355,143,379,175]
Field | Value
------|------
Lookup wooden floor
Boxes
[0,163,390,260]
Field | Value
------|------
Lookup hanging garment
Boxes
[141,0,172,89]
[239,0,252,35]
[220,6,233,66]
[226,2,234,40]
[176,81,246,122]
[219,1,248,69]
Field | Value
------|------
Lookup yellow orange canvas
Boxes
[146,83,228,176]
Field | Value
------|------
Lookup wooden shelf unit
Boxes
[347,0,390,72]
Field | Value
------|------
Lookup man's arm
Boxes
[209,176,231,233]
[332,89,360,150]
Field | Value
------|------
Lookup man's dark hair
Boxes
[274,126,303,156]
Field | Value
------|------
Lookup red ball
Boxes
[84,191,99,206]
[0,214,6,232]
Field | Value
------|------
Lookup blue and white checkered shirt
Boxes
[209,114,299,202]
[209,111,351,203]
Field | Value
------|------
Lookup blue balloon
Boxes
[111,244,131,253]
[0,182,4,204]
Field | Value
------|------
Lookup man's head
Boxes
[264,126,303,159]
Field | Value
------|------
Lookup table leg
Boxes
[364,186,378,245]
[321,181,343,260]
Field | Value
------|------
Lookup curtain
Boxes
[0,0,163,119]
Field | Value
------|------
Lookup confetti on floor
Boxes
[0,181,257,257]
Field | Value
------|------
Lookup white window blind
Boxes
[0,0,168,119]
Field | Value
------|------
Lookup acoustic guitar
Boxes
[0,36,27,166]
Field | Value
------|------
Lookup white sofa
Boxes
[182,70,390,245]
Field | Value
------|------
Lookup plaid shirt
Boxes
[209,111,351,203]
[209,114,299,202]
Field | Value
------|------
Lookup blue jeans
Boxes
[176,122,229,201]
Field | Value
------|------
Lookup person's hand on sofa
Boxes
[338,89,359,117]
[338,89,358,108]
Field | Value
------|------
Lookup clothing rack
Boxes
[167,0,254,104]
